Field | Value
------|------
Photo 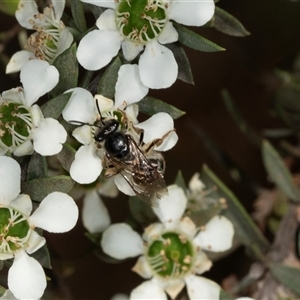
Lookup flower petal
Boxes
[21,60,59,106]
[155,131,178,152]
[139,42,177,89]
[13,139,34,156]
[15,0,39,29]
[10,194,32,217]
[122,39,143,61]
[52,0,65,21]
[77,30,122,71]
[29,192,78,233]
[193,216,234,252]
[32,118,67,156]
[63,88,96,123]
[115,65,149,108]
[114,174,136,196]
[56,28,74,57]
[72,125,94,145]
[26,230,46,255]
[177,217,197,239]
[96,9,117,31]
[164,279,185,300]
[81,0,116,9]
[0,156,20,205]
[82,191,111,233]
[193,250,212,275]
[158,21,178,44]
[6,50,36,74]
[135,112,173,141]
[70,144,103,184]
[8,251,46,299]
[132,255,153,279]
[168,0,215,26]
[111,294,129,300]
[130,280,167,300]
[98,177,119,198]
[101,223,143,259]
[185,275,220,300]
[152,185,187,227]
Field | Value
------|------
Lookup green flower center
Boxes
[147,232,194,279]
[0,102,32,149]
[116,0,168,44]
[0,207,31,254]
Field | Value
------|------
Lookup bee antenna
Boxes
[95,99,105,125]
[69,120,93,126]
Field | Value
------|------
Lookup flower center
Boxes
[147,232,194,279]
[0,207,31,254]
[0,101,33,149]
[27,9,61,62]
[116,0,168,44]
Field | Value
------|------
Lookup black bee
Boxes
[94,110,168,206]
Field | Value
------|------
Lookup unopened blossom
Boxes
[0,156,78,299]
[101,184,234,300]
[6,0,73,73]
[78,0,215,89]
[62,72,178,191]
[0,59,67,156]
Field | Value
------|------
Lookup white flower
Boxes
[62,84,178,194]
[81,178,118,234]
[101,185,234,300]
[0,156,79,299]
[0,60,67,156]
[6,0,73,74]
[78,0,215,89]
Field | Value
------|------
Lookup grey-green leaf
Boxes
[270,263,300,295]
[220,290,234,300]
[201,165,270,255]
[30,244,52,269]
[56,143,76,172]
[22,176,75,202]
[50,44,79,98]
[27,153,47,180]
[41,93,71,119]
[166,43,194,84]
[262,140,300,201]
[138,96,185,119]
[70,0,87,33]
[97,56,122,98]
[175,23,225,52]
[214,7,250,37]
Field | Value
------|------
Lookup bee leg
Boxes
[105,166,119,178]
[143,129,175,153]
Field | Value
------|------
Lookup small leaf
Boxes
[27,153,47,180]
[87,3,105,20]
[219,290,234,300]
[270,263,300,295]
[213,7,250,37]
[166,43,194,84]
[129,196,157,226]
[30,244,52,269]
[50,44,79,98]
[22,176,75,202]
[222,89,263,147]
[70,0,87,33]
[97,56,122,98]
[201,165,270,255]
[41,93,71,119]
[175,23,225,52]
[56,143,76,172]
[138,96,185,119]
[174,170,187,191]
[262,140,300,201]
[0,285,6,297]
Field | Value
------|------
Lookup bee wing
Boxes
[106,136,168,206]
